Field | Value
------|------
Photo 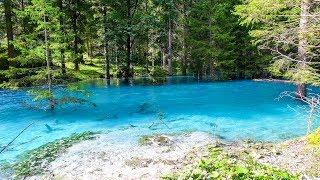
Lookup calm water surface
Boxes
[0,77,319,162]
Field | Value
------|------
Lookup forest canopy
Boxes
[0,0,319,92]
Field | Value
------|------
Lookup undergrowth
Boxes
[308,128,320,146]
[163,147,299,180]
[11,131,96,179]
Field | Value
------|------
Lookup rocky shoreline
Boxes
[8,132,319,180]
[223,138,320,178]
[253,78,294,83]
[27,132,215,180]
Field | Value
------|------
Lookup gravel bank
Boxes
[25,132,320,180]
[27,132,215,180]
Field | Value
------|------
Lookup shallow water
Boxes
[0,77,319,162]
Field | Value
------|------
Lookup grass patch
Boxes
[0,61,105,89]
[65,62,104,81]
[307,128,320,146]
[11,131,96,179]
[163,147,299,180]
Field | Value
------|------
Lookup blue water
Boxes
[0,78,319,162]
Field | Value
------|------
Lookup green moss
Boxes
[308,128,320,146]
[163,147,299,180]
[138,135,152,146]
[0,61,105,89]
[12,131,96,179]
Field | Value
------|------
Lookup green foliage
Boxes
[13,0,61,66]
[12,131,96,178]
[235,0,320,85]
[148,66,168,84]
[149,66,168,78]
[0,68,43,89]
[308,128,320,146]
[28,89,53,101]
[163,147,299,180]
[186,0,267,80]
[0,49,8,71]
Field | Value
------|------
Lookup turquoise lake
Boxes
[0,78,319,162]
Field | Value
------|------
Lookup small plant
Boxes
[138,134,171,146]
[149,67,168,78]
[307,128,320,146]
[12,131,96,178]
[163,147,299,180]
[149,67,168,84]
[138,135,152,146]
[25,82,96,111]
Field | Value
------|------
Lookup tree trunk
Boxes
[126,35,132,80]
[167,17,173,76]
[21,0,27,33]
[103,8,110,80]
[181,2,187,76]
[145,0,150,73]
[89,42,93,58]
[72,0,80,71]
[161,47,166,68]
[297,0,310,98]
[44,15,54,110]
[125,0,133,80]
[3,0,13,70]
[115,46,119,70]
[59,0,66,75]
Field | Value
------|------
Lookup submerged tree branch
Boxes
[0,122,35,154]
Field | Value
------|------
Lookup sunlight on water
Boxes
[0,77,319,162]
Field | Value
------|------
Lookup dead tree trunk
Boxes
[296,0,310,98]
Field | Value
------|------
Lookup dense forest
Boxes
[0,0,267,87]
[0,0,319,96]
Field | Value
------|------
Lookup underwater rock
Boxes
[208,122,218,128]
[45,124,63,133]
[136,103,156,114]
[213,134,226,140]
[97,114,119,121]
[45,124,53,132]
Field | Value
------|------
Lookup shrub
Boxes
[308,128,320,146]
[149,67,168,78]
[163,147,299,180]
